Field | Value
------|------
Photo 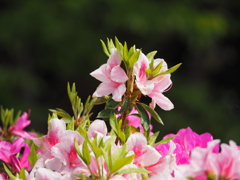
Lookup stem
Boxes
[121,69,134,128]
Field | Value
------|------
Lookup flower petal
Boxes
[110,66,128,83]
[112,83,126,102]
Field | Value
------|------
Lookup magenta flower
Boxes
[133,52,174,110]
[123,107,153,135]
[0,138,31,173]
[155,127,215,165]
[8,112,36,139]
[90,48,128,102]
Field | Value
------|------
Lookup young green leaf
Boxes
[128,50,140,68]
[115,37,123,57]
[115,168,150,175]
[158,63,182,76]
[153,135,176,147]
[107,38,115,53]
[3,164,16,180]
[111,144,128,164]
[19,168,27,180]
[111,154,134,174]
[100,39,110,56]
[82,141,91,165]
[28,143,38,168]
[148,131,160,145]
[146,51,157,62]
[123,41,129,61]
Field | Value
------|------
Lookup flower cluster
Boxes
[1,38,240,180]
[0,111,36,179]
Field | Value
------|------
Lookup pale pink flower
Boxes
[8,112,36,139]
[179,140,220,178]
[45,130,86,173]
[30,167,76,180]
[33,118,66,154]
[147,141,179,180]
[133,52,173,110]
[87,119,108,139]
[126,133,161,167]
[211,140,240,179]
[90,48,128,101]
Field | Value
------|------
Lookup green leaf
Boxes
[117,97,129,113]
[111,144,128,164]
[106,98,120,109]
[3,164,16,180]
[152,61,163,76]
[28,143,38,168]
[128,50,140,68]
[92,96,110,105]
[123,41,128,61]
[146,51,157,61]
[82,141,91,165]
[73,174,95,180]
[128,45,136,58]
[100,39,110,56]
[153,135,176,147]
[115,37,123,57]
[158,63,182,76]
[137,102,164,125]
[115,168,150,175]
[49,108,72,120]
[107,38,115,53]
[19,168,27,180]
[101,146,112,173]
[97,109,118,119]
[148,131,160,145]
[111,155,134,174]
[109,113,118,132]
[136,104,150,131]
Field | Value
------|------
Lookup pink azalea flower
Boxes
[8,112,36,139]
[126,133,161,167]
[90,48,128,102]
[147,141,182,180]
[155,127,215,165]
[124,107,153,135]
[46,131,86,173]
[133,52,173,110]
[33,118,67,154]
[0,138,31,173]
[87,119,108,139]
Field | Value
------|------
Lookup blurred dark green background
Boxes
[0,0,240,143]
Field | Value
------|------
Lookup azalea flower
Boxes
[8,112,36,139]
[90,48,128,102]
[133,52,174,110]
[179,139,240,180]
[0,137,31,173]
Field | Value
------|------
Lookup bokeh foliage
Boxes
[0,0,240,143]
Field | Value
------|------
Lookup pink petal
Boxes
[110,66,128,83]
[88,120,108,139]
[133,52,149,82]
[107,48,121,68]
[112,83,126,102]
[152,74,172,92]
[92,82,116,97]
[149,93,174,110]
[90,64,111,83]
[135,80,154,95]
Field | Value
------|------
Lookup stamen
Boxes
[163,83,173,93]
